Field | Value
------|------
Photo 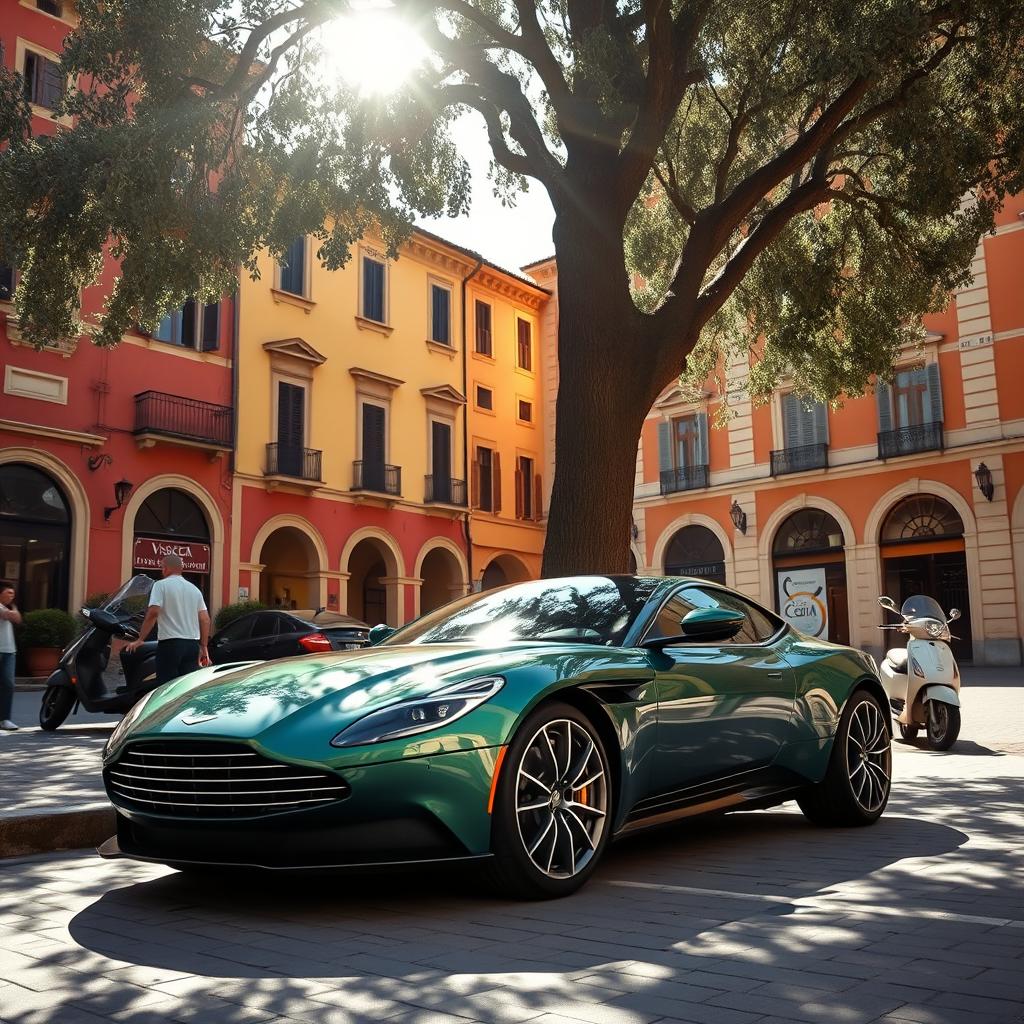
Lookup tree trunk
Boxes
[541,213,667,578]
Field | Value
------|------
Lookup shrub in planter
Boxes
[214,600,267,632]
[18,609,77,676]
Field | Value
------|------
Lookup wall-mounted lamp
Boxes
[104,478,133,521]
[730,500,748,535]
[974,462,994,502]
[87,453,112,472]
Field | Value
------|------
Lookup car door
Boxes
[270,614,309,658]
[209,615,256,664]
[650,585,796,794]
[246,612,284,659]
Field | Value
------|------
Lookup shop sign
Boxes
[133,537,211,574]
[777,567,828,639]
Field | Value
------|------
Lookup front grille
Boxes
[105,741,349,818]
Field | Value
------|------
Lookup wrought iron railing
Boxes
[877,421,943,460]
[770,443,829,476]
[353,461,401,496]
[659,464,710,495]
[424,476,467,506]
[134,391,232,447]
[266,443,322,481]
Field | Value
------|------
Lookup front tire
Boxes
[798,689,891,827]
[485,701,612,900]
[898,723,919,742]
[926,702,960,751]
[39,685,75,731]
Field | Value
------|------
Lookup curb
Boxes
[0,804,115,859]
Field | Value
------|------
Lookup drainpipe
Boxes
[230,278,240,474]
[461,257,484,592]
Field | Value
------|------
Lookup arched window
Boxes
[881,495,963,543]
[0,464,71,610]
[772,509,844,557]
[664,525,726,583]
[136,489,210,541]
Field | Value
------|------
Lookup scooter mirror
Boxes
[878,596,899,613]
[948,608,961,621]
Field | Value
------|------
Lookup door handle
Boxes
[767,671,784,679]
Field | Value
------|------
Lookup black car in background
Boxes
[208,609,370,664]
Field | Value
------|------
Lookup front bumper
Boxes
[102,744,501,869]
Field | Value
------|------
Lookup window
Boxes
[250,613,281,639]
[516,319,532,370]
[518,399,533,423]
[275,381,307,476]
[516,455,540,521]
[0,265,14,302]
[430,420,453,502]
[646,593,698,641]
[474,445,500,513]
[23,50,64,111]
[278,237,306,297]
[781,393,827,448]
[672,414,698,468]
[430,283,451,345]
[36,0,63,15]
[475,300,492,356]
[683,586,781,644]
[893,368,928,427]
[362,256,386,323]
[476,386,493,411]
[218,616,254,643]
[152,299,220,351]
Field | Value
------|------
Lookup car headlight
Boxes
[330,676,504,748]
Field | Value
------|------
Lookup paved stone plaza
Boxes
[1,672,1022,1024]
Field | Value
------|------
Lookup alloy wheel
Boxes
[514,719,608,879]
[845,698,891,814]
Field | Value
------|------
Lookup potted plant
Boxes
[19,609,77,677]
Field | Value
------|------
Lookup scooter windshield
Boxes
[901,594,945,621]
[101,575,154,617]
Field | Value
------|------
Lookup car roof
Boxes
[287,610,369,630]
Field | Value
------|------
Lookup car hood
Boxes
[110,642,607,755]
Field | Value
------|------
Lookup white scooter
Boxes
[878,594,962,750]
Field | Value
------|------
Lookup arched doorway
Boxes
[0,464,71,611]
[772,508,848,644]
[259,527,320,610]
[133,488,212,600]
[419,546,464,615]
[481,553,530,591]
[663,525,726,583]
[347,538,394,625]
[881,494,972,661]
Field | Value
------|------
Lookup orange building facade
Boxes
[629,193,1024,666]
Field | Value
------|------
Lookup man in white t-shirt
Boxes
[126,554,211,685]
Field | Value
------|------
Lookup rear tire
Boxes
[925,703,960,751]
[898,723,919,742]
[484,701,612,900]
[39,686,75,731]
[798,689,891,827]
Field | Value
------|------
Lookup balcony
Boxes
[660,464,710,495]
[770,443,829,476]
[878,421,943,460]
[133,391,232,453]
[265,443,322,482]
[424,475,467,506]
[353,461,401,497]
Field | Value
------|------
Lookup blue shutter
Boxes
[782,393,801,447]
[876,381,893,434]
[695,413,709,465]
[925,362,944,424]
[657,421,672,473]
[280,237,305,296]
[811,400,828,444]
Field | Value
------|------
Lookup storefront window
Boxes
[664,525,726,583]
[0,464,71,611]
[132,489,211,600]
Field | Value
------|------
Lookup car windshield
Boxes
[901,594,946,620]
[384,577,660,647]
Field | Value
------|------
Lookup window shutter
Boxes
[492,451,502,513]
[657,421,672,473]
[811,401,828,444]
[875,381,893,434]
[533,473,543,521]
[201,302,220,351]
[514,467,524,519]
[471,457,481,509]
[364,259,384,321]
[925,362,944,424]
[695,413,709,465]
[782,393,801,447]
[432,286,450,344]
[41,57,64,110]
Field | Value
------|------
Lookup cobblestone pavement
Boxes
[1,673,1022,1024]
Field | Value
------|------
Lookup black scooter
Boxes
[39,575,160,731]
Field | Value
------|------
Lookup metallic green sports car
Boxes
[100,575,892,899]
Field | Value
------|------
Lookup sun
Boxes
[319,4,430,97]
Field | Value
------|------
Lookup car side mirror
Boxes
[680,607,746,639]
[367,623,396,646]
[948,608,961,622]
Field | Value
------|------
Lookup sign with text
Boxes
[133,537,211,574]
[777,568,828,639]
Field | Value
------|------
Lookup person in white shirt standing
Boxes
[0,581,22,730]
[126,554,211,685]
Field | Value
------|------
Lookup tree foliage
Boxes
[2,0,1023,569]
